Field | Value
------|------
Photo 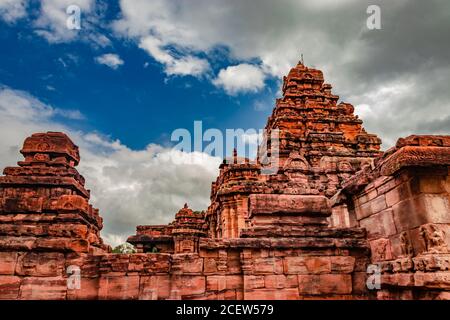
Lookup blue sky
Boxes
[0,0,449,246]
[0,1,277,150]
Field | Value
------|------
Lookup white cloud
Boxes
[95,53,124,69]
[0,86,83,121]
[112,0,357,89]
[0,85,221,248]
[34,0,93,43]
[78,140,220,247]
[166,56,210,77]
[54,108,85,120]
[112,0,450,146]
[253,100,270,111]
[0,0,27,23]
[138,35,209,77]
[0,86,53,120]
[0,0,112,47]
[88,33,112,48]
[33,0,111,47]
[349,73,450,148]
[112,0,328,79]
[113,1,214,77]
[213,64,266,95]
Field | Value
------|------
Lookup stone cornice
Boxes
[335,135,450,200]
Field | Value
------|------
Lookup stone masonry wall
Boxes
[0,239,370,300]
[332,135,450,299]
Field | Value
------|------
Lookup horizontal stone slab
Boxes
[0,236,90,252]
[200,237,369,250]
[381,146,450,176]
[0,176,89,198]
[240,226,367,239]
[127,235,174,245]
[249,194,331,217]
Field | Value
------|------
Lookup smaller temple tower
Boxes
[172,204,208,253]
[128,204,208,254]
[0,132,108,254]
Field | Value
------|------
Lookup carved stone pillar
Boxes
[240,249,253,274]
[217,249,228,272]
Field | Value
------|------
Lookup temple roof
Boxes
[20,131,80,167]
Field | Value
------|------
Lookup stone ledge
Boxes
[335,135,450,199]
[381,146,450,176]
[240,226,367,239]
[199,237,369,250]
[249,194,331,217]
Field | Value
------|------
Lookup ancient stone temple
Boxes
[128,204,208,254]
[0,62,449,300]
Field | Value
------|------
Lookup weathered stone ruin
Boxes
[332,134,450,299]
[0,62,449,300]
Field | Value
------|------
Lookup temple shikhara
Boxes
[1,61,449,300]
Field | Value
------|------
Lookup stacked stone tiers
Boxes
[127,225,174,254]
[206,63,383,241]
[0,132,108,254]
[128,204,208,254]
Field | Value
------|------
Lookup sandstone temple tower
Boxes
[0,62,449,300]
[205,61,382,241]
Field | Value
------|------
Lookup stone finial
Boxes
[20,131,80,167]
[299,53,304,65]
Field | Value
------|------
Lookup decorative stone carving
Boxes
[338,160,353,173]
[400,232,414,257]
[371,238,392,262]
[283,151,309,171]
[420,224,448,254]
[217,250,228,272]
[240,249,253,274]
[413,254,450,272]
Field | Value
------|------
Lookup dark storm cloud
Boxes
[351,0,450,83]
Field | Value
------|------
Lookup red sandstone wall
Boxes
[354,167,450,259]
[347,167,450,299]
[331,136,450,299]
[0,239,371,300]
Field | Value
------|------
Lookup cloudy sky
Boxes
[0,0,449,246]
